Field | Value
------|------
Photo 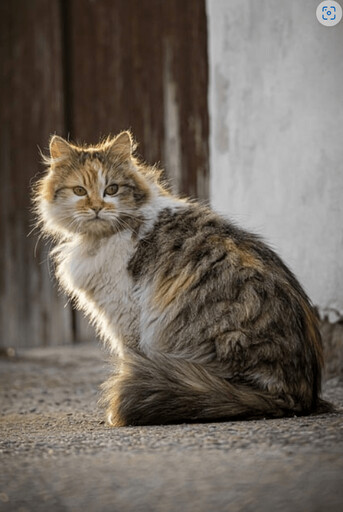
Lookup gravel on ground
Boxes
[0,343,342,512]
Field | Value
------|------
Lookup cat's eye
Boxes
[104,184,119,196]
[73,186,87,196]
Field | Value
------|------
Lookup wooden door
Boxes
[0,0,209,347]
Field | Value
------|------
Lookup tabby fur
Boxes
[34,131,333,426]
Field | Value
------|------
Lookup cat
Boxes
[34,131,333,426]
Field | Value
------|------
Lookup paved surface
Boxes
[0,343,342,512]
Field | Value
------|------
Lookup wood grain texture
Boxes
[67,0,209,199]
[0,0,72,347]
[0,0,209,347]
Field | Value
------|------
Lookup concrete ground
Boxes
[0,343,342,512]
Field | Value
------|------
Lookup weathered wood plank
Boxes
[66,0,209,199]
[0,0,209,347]
[162,0,209,199]
[0,0,73,347]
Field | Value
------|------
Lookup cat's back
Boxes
[131,202,296,288]
[130,202,324,412]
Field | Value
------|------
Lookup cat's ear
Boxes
[107,131,133,160]
[49,135,74,162]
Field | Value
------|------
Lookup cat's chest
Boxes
[58,234,135,300]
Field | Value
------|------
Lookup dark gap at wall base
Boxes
[60,0,74,139]
[320,320,343,379]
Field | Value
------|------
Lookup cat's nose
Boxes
[91,206,102,216]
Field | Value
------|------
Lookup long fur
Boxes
[34,131,334,426]
[102,351,333,426]
[102,352,290,426]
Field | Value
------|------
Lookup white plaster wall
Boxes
[207,0,343,320]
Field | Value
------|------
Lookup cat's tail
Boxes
[101,351,332,426]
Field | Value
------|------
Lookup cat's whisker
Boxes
[109,212,153,243]
[113,217,132,234]
[68,217,84,233]
[33,232,43,259]
[27,221,43,238]
[115,215,149,242]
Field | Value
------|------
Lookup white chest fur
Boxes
[54,231,139,354]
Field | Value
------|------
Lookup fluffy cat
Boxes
[34,131,333,426]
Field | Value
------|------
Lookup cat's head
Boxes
[35,132,162,240]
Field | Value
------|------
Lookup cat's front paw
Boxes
[106,410,117,427]
[106,406,127,427]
